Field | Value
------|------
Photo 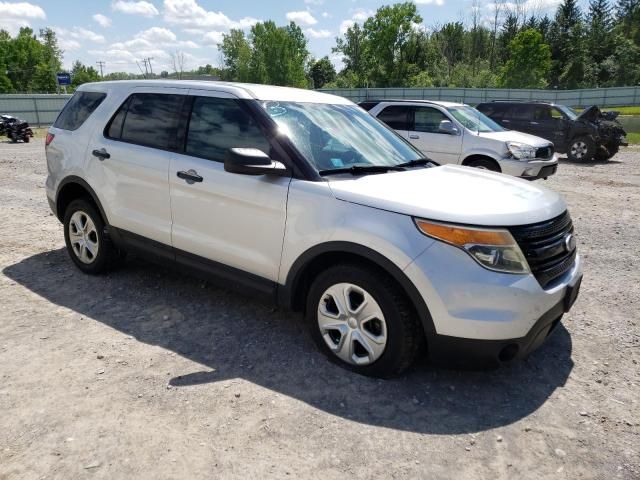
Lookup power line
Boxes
[96,61,106,78]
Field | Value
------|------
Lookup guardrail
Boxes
[319,87,640,108]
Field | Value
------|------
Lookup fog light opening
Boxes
[498,343,520,362]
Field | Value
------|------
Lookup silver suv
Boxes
[46,81,582,377]
[361,100,559,179]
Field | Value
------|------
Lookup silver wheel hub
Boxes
[68,211,99,264]
[571,141,588,159]
[317,282,387,366]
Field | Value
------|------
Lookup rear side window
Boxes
[508,105,534,120]
[106,93,184,150]
[377,105,410,130]
[412,107,449,133]
[186,96,270,162]
[53,91,106,131]
[477,103,505,119]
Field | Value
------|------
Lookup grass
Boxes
[626,132,640,145]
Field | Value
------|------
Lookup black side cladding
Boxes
[508,211,576,289]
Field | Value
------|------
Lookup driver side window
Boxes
[413,107,449,134]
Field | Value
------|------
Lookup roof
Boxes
[359,99,466,107]
[78,80,353,105]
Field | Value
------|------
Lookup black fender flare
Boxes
[55,176,109,224]
[278,241,437,338]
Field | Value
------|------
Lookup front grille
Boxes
[535,146,555,159]
[508,211,576,289]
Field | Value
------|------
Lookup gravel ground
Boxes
[0,139,638,480]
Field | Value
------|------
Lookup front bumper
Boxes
[499,155,559,179]
[404,240,583,365]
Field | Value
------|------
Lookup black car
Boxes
[476,101,627,162]
[0,115,34,143]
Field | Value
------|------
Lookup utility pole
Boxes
[142,58,149,77]
[96,61,105,78]
[145,57,154,76]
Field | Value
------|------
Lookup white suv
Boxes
[46,81,582,377]
[361,100,559,179]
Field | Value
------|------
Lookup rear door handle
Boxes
[409,134,420,139]
[177,169,203,184]
[530,121,539,125]
[92,148,110,160]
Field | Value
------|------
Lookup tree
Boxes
[333,22,370,87]
[362,2,423,86]
[585,0,614,85]
[549,0,583,86]
[219,29,252,81]
[309,56,336,88]
[171,51,186,80]
[70,60,100,89]
[499,29,552,87]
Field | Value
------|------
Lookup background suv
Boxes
[476,101,628,162]
[361,100,558,179]
[46,81,582,377]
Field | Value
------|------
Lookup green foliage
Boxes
[219,21,309,87]
[70,60,100,88]
[499,29,551,88]
[309,56,336,88]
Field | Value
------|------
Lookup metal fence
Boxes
[0,94,71,127]
[319,86,640,108]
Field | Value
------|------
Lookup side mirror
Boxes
[224,148,289,176]
[439,120,459,135]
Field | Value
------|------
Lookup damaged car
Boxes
[476,101,628,162]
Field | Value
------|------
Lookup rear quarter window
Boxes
[377,105,411,130]
[53,91,106,131]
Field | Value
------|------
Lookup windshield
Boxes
[261,101,423,171]
[446,106,505,133]
[556,104,578,120]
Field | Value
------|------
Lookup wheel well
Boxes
[289,251,409,314]
[462,155,501,172]
[56,182,101,222]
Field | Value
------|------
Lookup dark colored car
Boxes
[476,101,627,162]
[0,114,34,143]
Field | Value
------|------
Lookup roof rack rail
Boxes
[490,99,552,104]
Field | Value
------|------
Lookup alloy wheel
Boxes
[570,141,588,159]
[68,211,99,264]
[317,282,388,366]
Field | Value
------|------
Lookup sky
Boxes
[0,0,567,74]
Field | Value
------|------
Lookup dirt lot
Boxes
[0,139,638,480]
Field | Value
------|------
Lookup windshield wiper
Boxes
[318,165,406,176]
[396,158,439,168]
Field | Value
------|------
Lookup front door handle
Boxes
[409,134,420,139]
[92,148,110,160]
[177,169,203,184]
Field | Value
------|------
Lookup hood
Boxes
[328,165,566,226]
[577,105,601,122]
[477,129,552,147]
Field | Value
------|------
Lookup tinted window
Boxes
[413,107,449,133]
[533,105,552,120]
[508,105,534,120]
[111,93,183,150]
[186,97,270,162]
[377,105,410,130]
[477,103,506,119]
[54,91,106,131]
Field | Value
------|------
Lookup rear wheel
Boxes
[305,263,424,378]
[63,198,124,274]
[567,136,595,162]
[466,157,500,172]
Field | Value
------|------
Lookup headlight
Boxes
[507,141,536,159]
[414,219,530,274]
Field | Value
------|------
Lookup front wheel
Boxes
[305,264,424,378]
[567,136,595,162]
[466,158,500,172]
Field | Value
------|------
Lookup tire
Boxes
[466,157,500,172]
[595,144,618,161]
[305,263,424,378]
[63,198,124,274]
[23,135,30,143]
[567,136,595,162]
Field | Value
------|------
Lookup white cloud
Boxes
[163,0,259,32]
[304,0,323,4]
[321,12,330,19]
[111,0,159,17]
[414,0,445,5]
[0,1,46,34]
[59,38,81,51]
[203,31,224,45]
[55,26,106,44]
[304,28,331,39]
[137,26,176,43]
[339,9,374,35]
[93,13,112,27]
[285,10,317,26]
